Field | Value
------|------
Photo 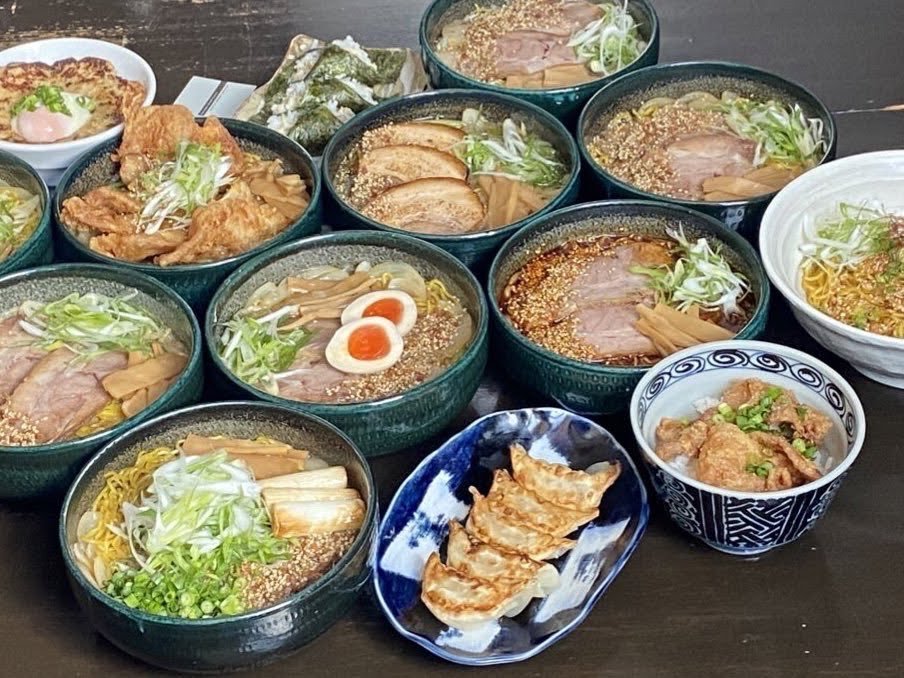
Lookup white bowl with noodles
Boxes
[759,150,904,388]
[0,37,156,186]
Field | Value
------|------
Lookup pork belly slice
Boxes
[6,347,128,443]
[0,316,45,399]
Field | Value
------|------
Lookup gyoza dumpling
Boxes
[487,469,599,538]
[466,487,575,561]
[420,552,538,629]
[510,443,621,513]
[446,521,560,595]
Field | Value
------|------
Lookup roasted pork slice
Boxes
[275,320,353,402]
[667,132,757,195]
[365,122,465,152]
[362,178,485,234]
[696,423,799,492]
[0,316,45,399]
[6,347,128,443]
[560,0,605,29]
[573,302,656,358]
[356,144,468,200]
[494,30,581,76]
[571,242,669,306]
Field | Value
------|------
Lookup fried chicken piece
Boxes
[60,186,141,235]
[195,116,244,174]
[115,105,199,187]
[720,378,772,409]
[767,395,832,445]
[155,183,285,266]
[696,423,799,492]
[749,432,823,483]
[90,229,186,262]
[656,418,711,460]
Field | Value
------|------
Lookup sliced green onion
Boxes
[11,84,71,117]
[567,1,646,76]
[800,202,898,271]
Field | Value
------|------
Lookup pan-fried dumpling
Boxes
[420,552,538,629]
[466,487,575,561]
[446,521,560,594]
[510,443,621,513]
[487,469,599,537]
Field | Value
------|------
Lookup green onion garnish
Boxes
[567,1,646,76]
[11,84,71,117]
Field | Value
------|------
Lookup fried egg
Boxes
[11,92,94,143]
[325,316,403,374]
[340,290,417,336]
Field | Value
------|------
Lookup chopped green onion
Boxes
[631,225,749,316]
[137,141,234,234]
[746,460,774,478]
[17,292,170,357]
[567,1,646,76]
[218,312,311,393]
[11,84,71,117]
[452,111,566,188]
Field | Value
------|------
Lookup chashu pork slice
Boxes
[365,123,465,152]
[357,144,468,201]
[362,177,485,234]
[6,347,127,443]
[0,316,45,399]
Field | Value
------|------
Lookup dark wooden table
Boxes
[2,1,903,676]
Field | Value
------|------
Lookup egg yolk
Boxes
[363,297,404,324]
[348,324,391,360]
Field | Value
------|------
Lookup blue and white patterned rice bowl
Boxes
[630,340,866,556]
[373,408,649,666]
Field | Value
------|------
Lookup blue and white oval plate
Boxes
[373,407,649,665]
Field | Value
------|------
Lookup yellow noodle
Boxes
[75,400,127,438]
[82,446,178,567]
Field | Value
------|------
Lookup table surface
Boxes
[2,1,903,676]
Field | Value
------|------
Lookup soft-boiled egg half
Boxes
[340,290,417,336]
[325,316,404,374]
[11,91,94,143]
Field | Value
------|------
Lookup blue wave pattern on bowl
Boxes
[636,347,856,555]
[374,407,649,666]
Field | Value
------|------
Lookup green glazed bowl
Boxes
[52,118,323,313]
[419,0,660,122]
[59,401,377,673]
[488,200,770,415]
[321,88,580,270]
[205,230,489,456]
[578,61,837,239]
[0,149,53,277]
[0,263,203,499]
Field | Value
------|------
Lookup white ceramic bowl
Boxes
[0,37,156,186]
[759,151,904,388]
[630,340,866,555]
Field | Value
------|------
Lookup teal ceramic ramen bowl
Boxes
[60,401,377,672]
[0,263,203,499]
[578,61,837,238]
[0,149,52,277]
[205,230,489,457]
[420,0,660,121]
[321,88,580,270]
[488,200,770,415]
[52,118,323,313]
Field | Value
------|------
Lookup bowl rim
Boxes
[0,262,203,456]
[628,339,867,500]
[417,0,660,97]
[0,37,157,153]
[759,149,904,349]
[320,88,581,244]
[372,405,650,666]
[51,116,322,273]
[487,199,771,376]
[58,399,377,627]
[0,148,52,271]
[204,228,490,411]
[576,60,838,208]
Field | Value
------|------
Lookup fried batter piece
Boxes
[156,181,285,266]
[60,186,141,235]
[114,105,199,187]
[696,423,797,492]
[91,229,187,262]
[656,418,711,460]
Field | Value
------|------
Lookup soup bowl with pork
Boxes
[420,0,660,120]
[578,61,836,238]
[322,88,580,269]
[0,263,202,499]
[489,200,769,415]
[205,230,489,456]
